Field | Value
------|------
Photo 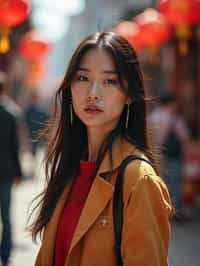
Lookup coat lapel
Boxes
[67,175,113,257]
[95,136,136,176]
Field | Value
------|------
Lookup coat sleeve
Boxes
[121,173,172,266]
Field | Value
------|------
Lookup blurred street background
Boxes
[0,0,200,266]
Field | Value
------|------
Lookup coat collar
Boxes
[40,136,136,266]
[97,135,136,176]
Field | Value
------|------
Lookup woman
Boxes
[31,32,172,266]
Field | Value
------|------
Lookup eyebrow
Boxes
[77,67,117,74]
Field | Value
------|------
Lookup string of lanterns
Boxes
[0,0,199,65]
[114,0,200,57]
[0,0,85,88]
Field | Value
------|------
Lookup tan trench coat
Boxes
[35,136,172,266]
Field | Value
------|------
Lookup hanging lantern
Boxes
[134,8,172,63]
[17,30,49,88]
[0,0,30,53]
[134,8,172,46]
[157,0,200,55]
[0,0,30,26]
[114,21,144,52]
[17,30,50,61]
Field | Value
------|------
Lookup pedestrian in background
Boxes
[30,32,172,266]
[0,72,22,266]
[149,94,190,217]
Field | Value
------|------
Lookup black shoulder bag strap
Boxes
[113,155,152,266]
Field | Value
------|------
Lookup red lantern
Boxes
[157,0,200,55]
[134,8,172,63]
[157,0,200,25]
[0,0,30,53]
[134,8,172,46]
[0,0,30,26]
[17,31,50,61]
[114,21,144,52]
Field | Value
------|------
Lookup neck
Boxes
[86,129,104,162]
[86,123,117,161]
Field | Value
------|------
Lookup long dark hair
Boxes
[29,31,159,241]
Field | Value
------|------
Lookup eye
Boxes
[77,75,89,82]
[104,79,119,85]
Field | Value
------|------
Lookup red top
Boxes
[54,160,96,266]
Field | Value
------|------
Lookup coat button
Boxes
[98,217,109,229]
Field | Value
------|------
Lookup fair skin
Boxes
[71,48,131,161]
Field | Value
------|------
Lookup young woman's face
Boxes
[71,48,128,131]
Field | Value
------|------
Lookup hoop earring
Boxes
[125,104,130,129]
[70,103,73,126]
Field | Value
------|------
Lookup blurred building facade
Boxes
[0,0,200,210]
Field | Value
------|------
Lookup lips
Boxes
[84,105,103,113]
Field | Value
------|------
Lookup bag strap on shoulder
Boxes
[113,155,152,266]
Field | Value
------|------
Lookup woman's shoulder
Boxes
[124,148,155,179]
[122,148,172,213]
[123,148,167,195]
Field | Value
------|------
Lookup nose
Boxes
[86,81,102,102]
